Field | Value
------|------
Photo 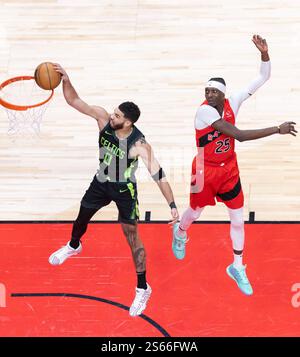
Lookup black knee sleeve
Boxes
[71,205,98,240]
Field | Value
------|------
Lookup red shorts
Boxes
[189,156,244,209]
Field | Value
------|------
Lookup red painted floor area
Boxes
[0,223,300,337]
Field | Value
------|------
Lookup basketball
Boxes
[34,62,61,90]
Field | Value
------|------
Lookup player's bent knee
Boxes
[231,218,244,228]
[189,206,203,220]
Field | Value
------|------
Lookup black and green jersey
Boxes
[96,122,144,184]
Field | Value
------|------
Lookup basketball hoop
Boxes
[0,76,54,137]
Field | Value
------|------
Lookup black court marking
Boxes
[11,292,170,337]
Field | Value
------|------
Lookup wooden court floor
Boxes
[0,1,299,220]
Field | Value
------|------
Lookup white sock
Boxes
[233,253,243,269]
[177,206,204,237]
[177,226,187,238]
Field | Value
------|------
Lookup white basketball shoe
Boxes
[129,283,152,317]
[49,241,82,265]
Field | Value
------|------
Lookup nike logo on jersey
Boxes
[119,188,129,193]
[105,131,113,136]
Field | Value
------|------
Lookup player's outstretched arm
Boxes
[53,63,109,131]
[133,138,179,225]
[230,35,271,105]
[212,119,297,142]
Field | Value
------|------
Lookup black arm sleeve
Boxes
[151,167,166,181]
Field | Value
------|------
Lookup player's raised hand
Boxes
[279,122,297,136]
[52,63,69,81]
[252,34,268,53]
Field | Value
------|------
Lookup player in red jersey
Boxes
[172,35,297,295]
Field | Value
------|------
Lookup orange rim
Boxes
[0,76,54,111]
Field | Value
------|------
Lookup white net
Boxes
[0,77,53,137]
[5,103,50,137]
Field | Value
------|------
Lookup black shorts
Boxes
[81,176,139,225]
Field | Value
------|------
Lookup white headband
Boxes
[206,80,226,94]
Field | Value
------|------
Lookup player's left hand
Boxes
[168,208,179,225]
[279,121,297,136]
[252,34,268,53]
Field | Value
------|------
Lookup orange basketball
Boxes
[34,62,61,90]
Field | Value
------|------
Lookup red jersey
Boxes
[195,99,236,165]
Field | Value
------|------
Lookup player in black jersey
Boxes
[48,64,179,316]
